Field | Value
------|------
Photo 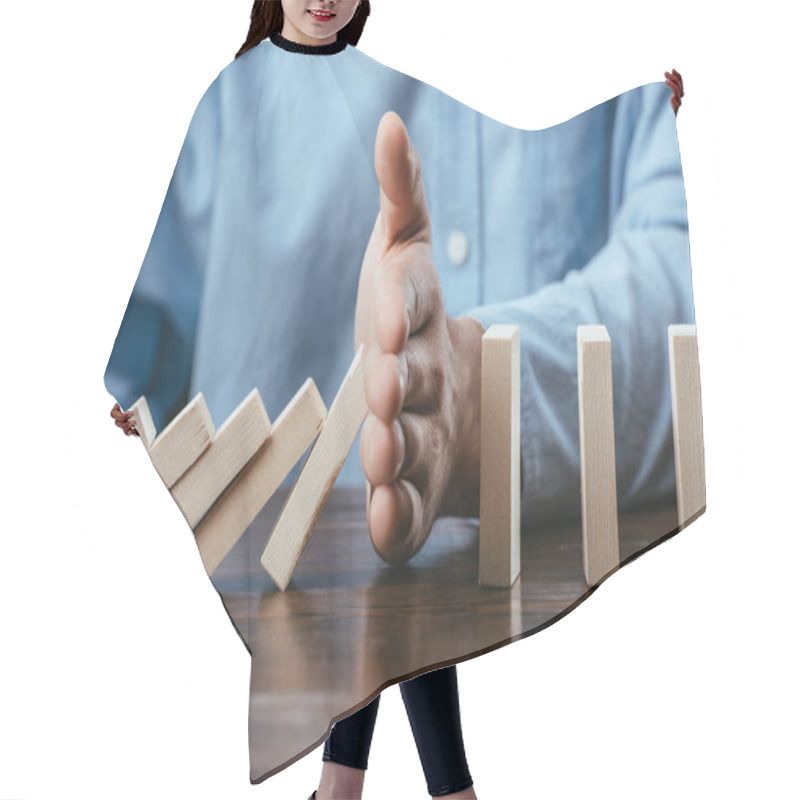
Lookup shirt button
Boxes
[447,230,469,267]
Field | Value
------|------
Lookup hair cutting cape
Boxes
[105,36,701,781]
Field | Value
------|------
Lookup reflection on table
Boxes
[210,487,679,782]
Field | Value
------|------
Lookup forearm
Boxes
[105,78,220,430]
[450,80,692,524]
[465,223,693,524]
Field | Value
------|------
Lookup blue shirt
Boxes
[105,36,694,525]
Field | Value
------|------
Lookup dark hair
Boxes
[236,1,371,59]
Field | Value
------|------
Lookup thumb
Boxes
[375,111,431,246]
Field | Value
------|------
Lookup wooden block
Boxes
[170,389,272,528]
[127,396,157,449]
[479,325,521,588]
[261,345,368,591]
[577,325,620,586]
[194,378,327,576]
[668,325,706,527]
[148,394,215,488]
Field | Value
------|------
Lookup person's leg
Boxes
[315,695,381,800]
[400,666,475,798]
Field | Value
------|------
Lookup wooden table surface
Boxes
[210,487,680,782]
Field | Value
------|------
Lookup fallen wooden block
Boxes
[577,325,620,587]
[479,325,521,589]
[171,389,272,528]
[128,395,156,449]
[261,345,368,591]
[193,378,327,576]
[668,324,706,527]
[146,394,215,488]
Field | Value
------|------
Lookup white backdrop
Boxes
[1,1,797,798]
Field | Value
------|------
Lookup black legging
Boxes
[323,665,473,797]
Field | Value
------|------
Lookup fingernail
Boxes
[394,419,404,476]
[398,355,407,396]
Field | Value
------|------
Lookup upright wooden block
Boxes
[128,396,156,449]
[170,389,272,528]
[577,325,620,586]
[194,378,327,576]
[147,394,215,488]
[668,325,706,527]
[479,325,521,588]
[261,345,368,591]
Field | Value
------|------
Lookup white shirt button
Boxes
[447,230,469,267]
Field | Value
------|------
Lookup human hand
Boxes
[110,402,138,436]
[354,112,483,564]
[665,68,684,115]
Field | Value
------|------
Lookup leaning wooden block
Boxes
[262,345,368,591]
[127,395,157,449]
[577,325,620,587]
[148,394,215,488]
[668,324,706,527]
[171,389,272,528]
[194,379,327,576]
[479,325,521,589]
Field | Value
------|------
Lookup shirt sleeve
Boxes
[465,82,693,524]
[104,76,222,432]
